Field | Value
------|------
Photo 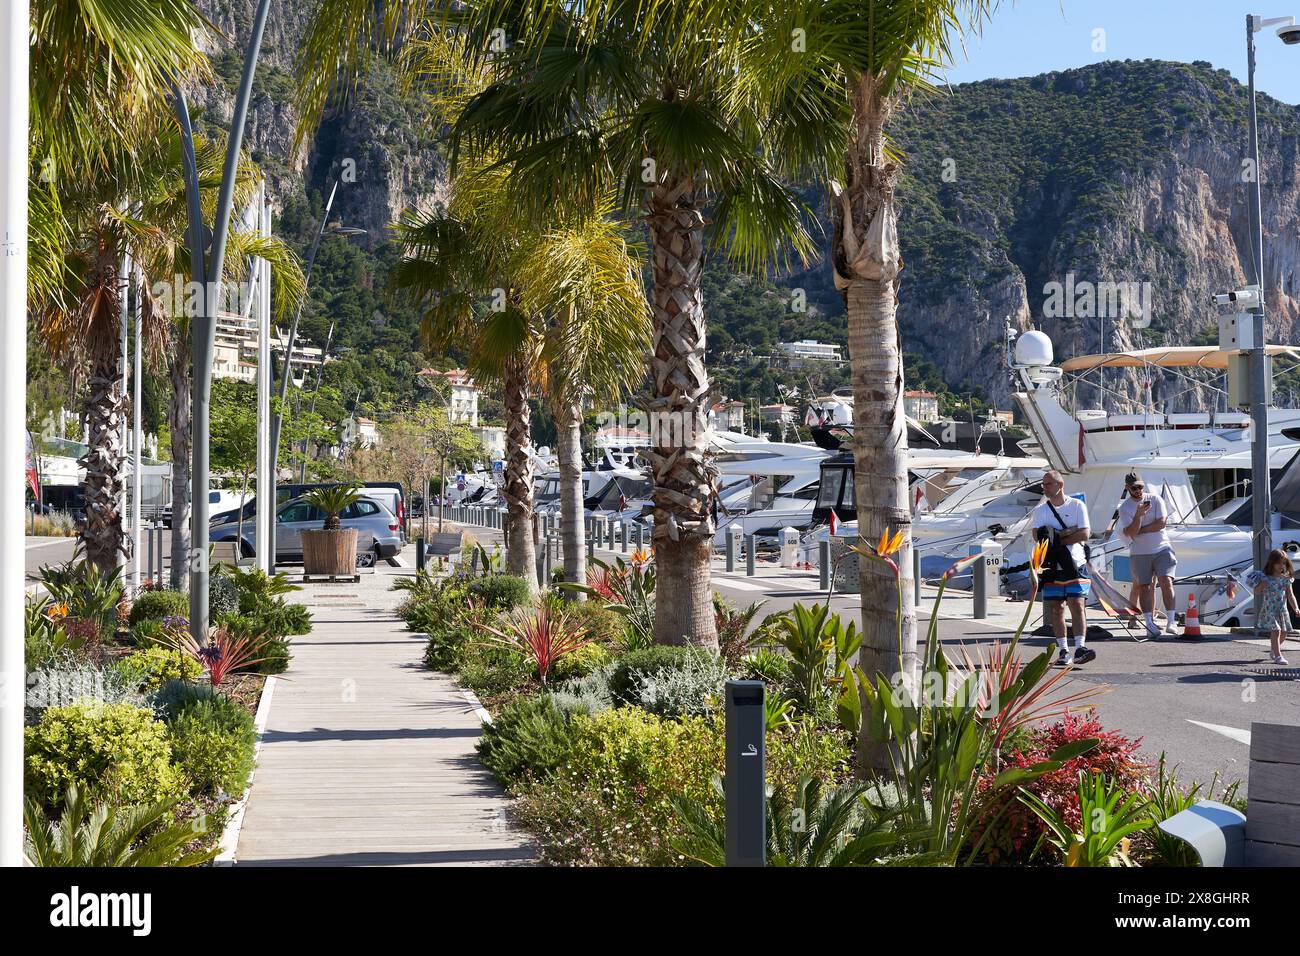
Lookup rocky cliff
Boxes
[887,59,1300,410]
[186,13,1300,415]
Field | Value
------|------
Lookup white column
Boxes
[119,249,130,568]
[132,259,143,588]
[0,0,30,868]
[255,184,272,570]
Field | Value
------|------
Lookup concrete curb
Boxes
[213,673,278,866]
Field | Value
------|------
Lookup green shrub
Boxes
[607,645,716,707]
[208,574,240,619]
[129,619,166,648]
[421,602,490,672]
[128,589,188,625]
[549,642,612,683]
[26,660,145,713]
[477,695,577,785]
[151,679,217,720]
[469,574,532,611]
[236,593,312,636]
[563,599,625,644]
[219,614,293,674]
[511,709,850,866]
[113,647,204,691]
[25,702,184,809]
[630,650,729,718]
[456,641,535,703]
[168,697,256,796]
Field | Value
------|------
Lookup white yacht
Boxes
[1003,326,1300,623]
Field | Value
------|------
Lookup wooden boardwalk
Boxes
[234,557,534,866]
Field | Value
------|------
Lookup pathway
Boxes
[234,546,534,866]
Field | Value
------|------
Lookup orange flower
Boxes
[45,602,69,620]
[1030,539,1050,577]
[875,527,906,558]
[630,548,650,566]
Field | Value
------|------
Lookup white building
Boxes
[903,390,941,423]
[419,368,481,426]
[340,415,381,449]
[778,339,843,367]
[472,425,506,461]
[212,311,326,384]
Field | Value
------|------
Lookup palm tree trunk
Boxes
[837,81,916,773]
[502,355,537,590]
[78,334,126,572]
[644,178,718,649]
[555,398,586,597]
[167,335,191,590]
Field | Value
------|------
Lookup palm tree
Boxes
[391,176,544,588]
[389,28,649,593]
[516,208,650,593]
[712,1,996,720]
[34,108,304,572]
[296,3,818,646]
[28,1,210,570]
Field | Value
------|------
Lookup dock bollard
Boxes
[819,540,831,591]
[543,536,553,582]
[745,534,756,576]
[156,524,165,582]
[606,519,615,550]
[972,555,987,620]
[587,528,596,559]
[146,523,155,585]
[416,536,426,574]
[621,521,628,553]
[913,548,922,605]
[726,530,737,573]
[635,524,645,551]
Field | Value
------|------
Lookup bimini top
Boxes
[1060,345,1300,372]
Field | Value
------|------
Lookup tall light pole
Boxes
[266,179,362,570]
[0,0,29,869]
[173,0,273,640]
[1244,12,1296,567]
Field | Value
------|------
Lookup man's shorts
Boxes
[1131,548,1177,586]
[1042,568,1090,603]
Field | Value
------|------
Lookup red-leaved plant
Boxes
[967,710,1146,865]
[159,625,268,687]
[481,603,591,685]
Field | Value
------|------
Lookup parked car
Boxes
[211,482,408,540]
[210,495,403,567]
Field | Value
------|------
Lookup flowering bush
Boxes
[967,710,1146,865]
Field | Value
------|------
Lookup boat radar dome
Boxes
[1014,331,1054,368]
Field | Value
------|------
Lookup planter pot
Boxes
[301,528,359,576]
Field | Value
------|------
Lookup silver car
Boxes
[210,495,404,567]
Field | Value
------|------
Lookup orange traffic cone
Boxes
[1183,593,1202,638]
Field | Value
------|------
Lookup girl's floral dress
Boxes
[1256,575,1293,633]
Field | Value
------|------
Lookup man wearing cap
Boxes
[1117,472,1179,638]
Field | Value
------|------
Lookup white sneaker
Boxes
[1274,654,1290,666]
[1164,621,1180,636]
[1055,648,1074,666]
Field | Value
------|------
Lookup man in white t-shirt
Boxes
[1031,469,1095,666]
[1116,472,1179,638]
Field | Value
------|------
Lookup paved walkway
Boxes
[234,547,534,866]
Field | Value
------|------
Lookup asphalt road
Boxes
[708,562,1299,797]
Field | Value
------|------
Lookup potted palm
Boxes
[300,483,364,577]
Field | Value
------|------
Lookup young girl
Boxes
[1253,549,1298,665]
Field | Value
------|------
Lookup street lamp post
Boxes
[0,0,29,869]
[267,180,362,570]
[173,0,273,641]
[1244,12,1295,567]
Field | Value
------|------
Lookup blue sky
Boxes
[940,1,1300,105]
